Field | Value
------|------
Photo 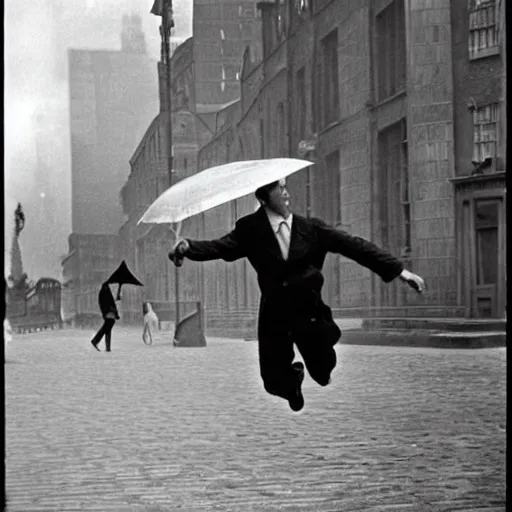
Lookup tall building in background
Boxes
[63,14,159,324]
[192,0,262,107]
[68,14,159,234]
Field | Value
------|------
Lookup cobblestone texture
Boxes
[5,327,506,511]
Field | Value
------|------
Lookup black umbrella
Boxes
[106,260,143,300]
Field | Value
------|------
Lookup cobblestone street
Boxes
[5,327,506,512]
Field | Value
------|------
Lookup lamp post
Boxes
[151,0,180,325]
[152,0,174,186]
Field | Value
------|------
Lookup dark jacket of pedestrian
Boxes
[98,282,119,320]
[91,283,119,352]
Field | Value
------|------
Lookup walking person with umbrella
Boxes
[90,282,119,352]
[91,261,143,352]
[140,159,426,411]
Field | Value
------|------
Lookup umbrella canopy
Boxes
[106,261,143,300]
[106,261,143,287]
[138,158,313,225]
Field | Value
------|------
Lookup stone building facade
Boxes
[193,0,262,106]
[117,0,505,323]
[449,0,506,317]
[194,0,506,319]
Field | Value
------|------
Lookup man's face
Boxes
[265,179,291,217]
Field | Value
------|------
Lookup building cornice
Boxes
[449,171,506,186]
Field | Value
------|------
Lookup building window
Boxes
[312,150,340,305]
[294,0,309,16]
[276,0,286,41]
[312,150,340,225]
[296,67,306,141]
[378,119,410,306]
[322,29,339,126]
[469,0,499,59]
[277,101,285,156]
[378,119,409,254]
[259,118,265,158]
[473,103,498,163]
[322,150,340,226]
[475,199,499,288]
[400,119,411,254]
[376,0,406,102]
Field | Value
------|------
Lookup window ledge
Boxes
[450,171,506,185]
[318,120,342,136]
[469,46,500,60]
[372,89,406,109]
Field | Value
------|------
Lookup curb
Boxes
[205,328,506,349]
[339,330,506,349]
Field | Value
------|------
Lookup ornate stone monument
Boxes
[9,203,26,287]
[7,204,28,317]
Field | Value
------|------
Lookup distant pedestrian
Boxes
[4,318,13,360]
[91,282,119,352]
[142,301,159,344]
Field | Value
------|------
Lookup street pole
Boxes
[160,0,180,326]
[162,1,173,189]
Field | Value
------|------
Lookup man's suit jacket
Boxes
[185,207,404,343]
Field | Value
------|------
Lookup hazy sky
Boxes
[4,0,192,281]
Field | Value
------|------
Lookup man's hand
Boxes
[399,269,426,293]
[168,239,190,267]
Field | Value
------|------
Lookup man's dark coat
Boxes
[184,207,404,396]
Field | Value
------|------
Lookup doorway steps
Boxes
[338,317,506,348]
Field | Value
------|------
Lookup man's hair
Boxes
[255,180,279,203]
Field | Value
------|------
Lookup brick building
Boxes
[194,0,506,320]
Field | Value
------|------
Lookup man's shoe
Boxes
[288,362,305,412]
[91,341,100,351]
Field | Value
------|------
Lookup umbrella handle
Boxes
[175,221,182,240]
[169,221,183,242]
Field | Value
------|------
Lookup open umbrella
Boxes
[106,260,144,300]
[137,158,313,226]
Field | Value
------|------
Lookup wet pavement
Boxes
[5,326,506,511]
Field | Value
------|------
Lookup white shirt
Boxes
[264,208,293,260]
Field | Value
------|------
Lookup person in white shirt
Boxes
[142,301,159,344]
[169,178,425,412]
